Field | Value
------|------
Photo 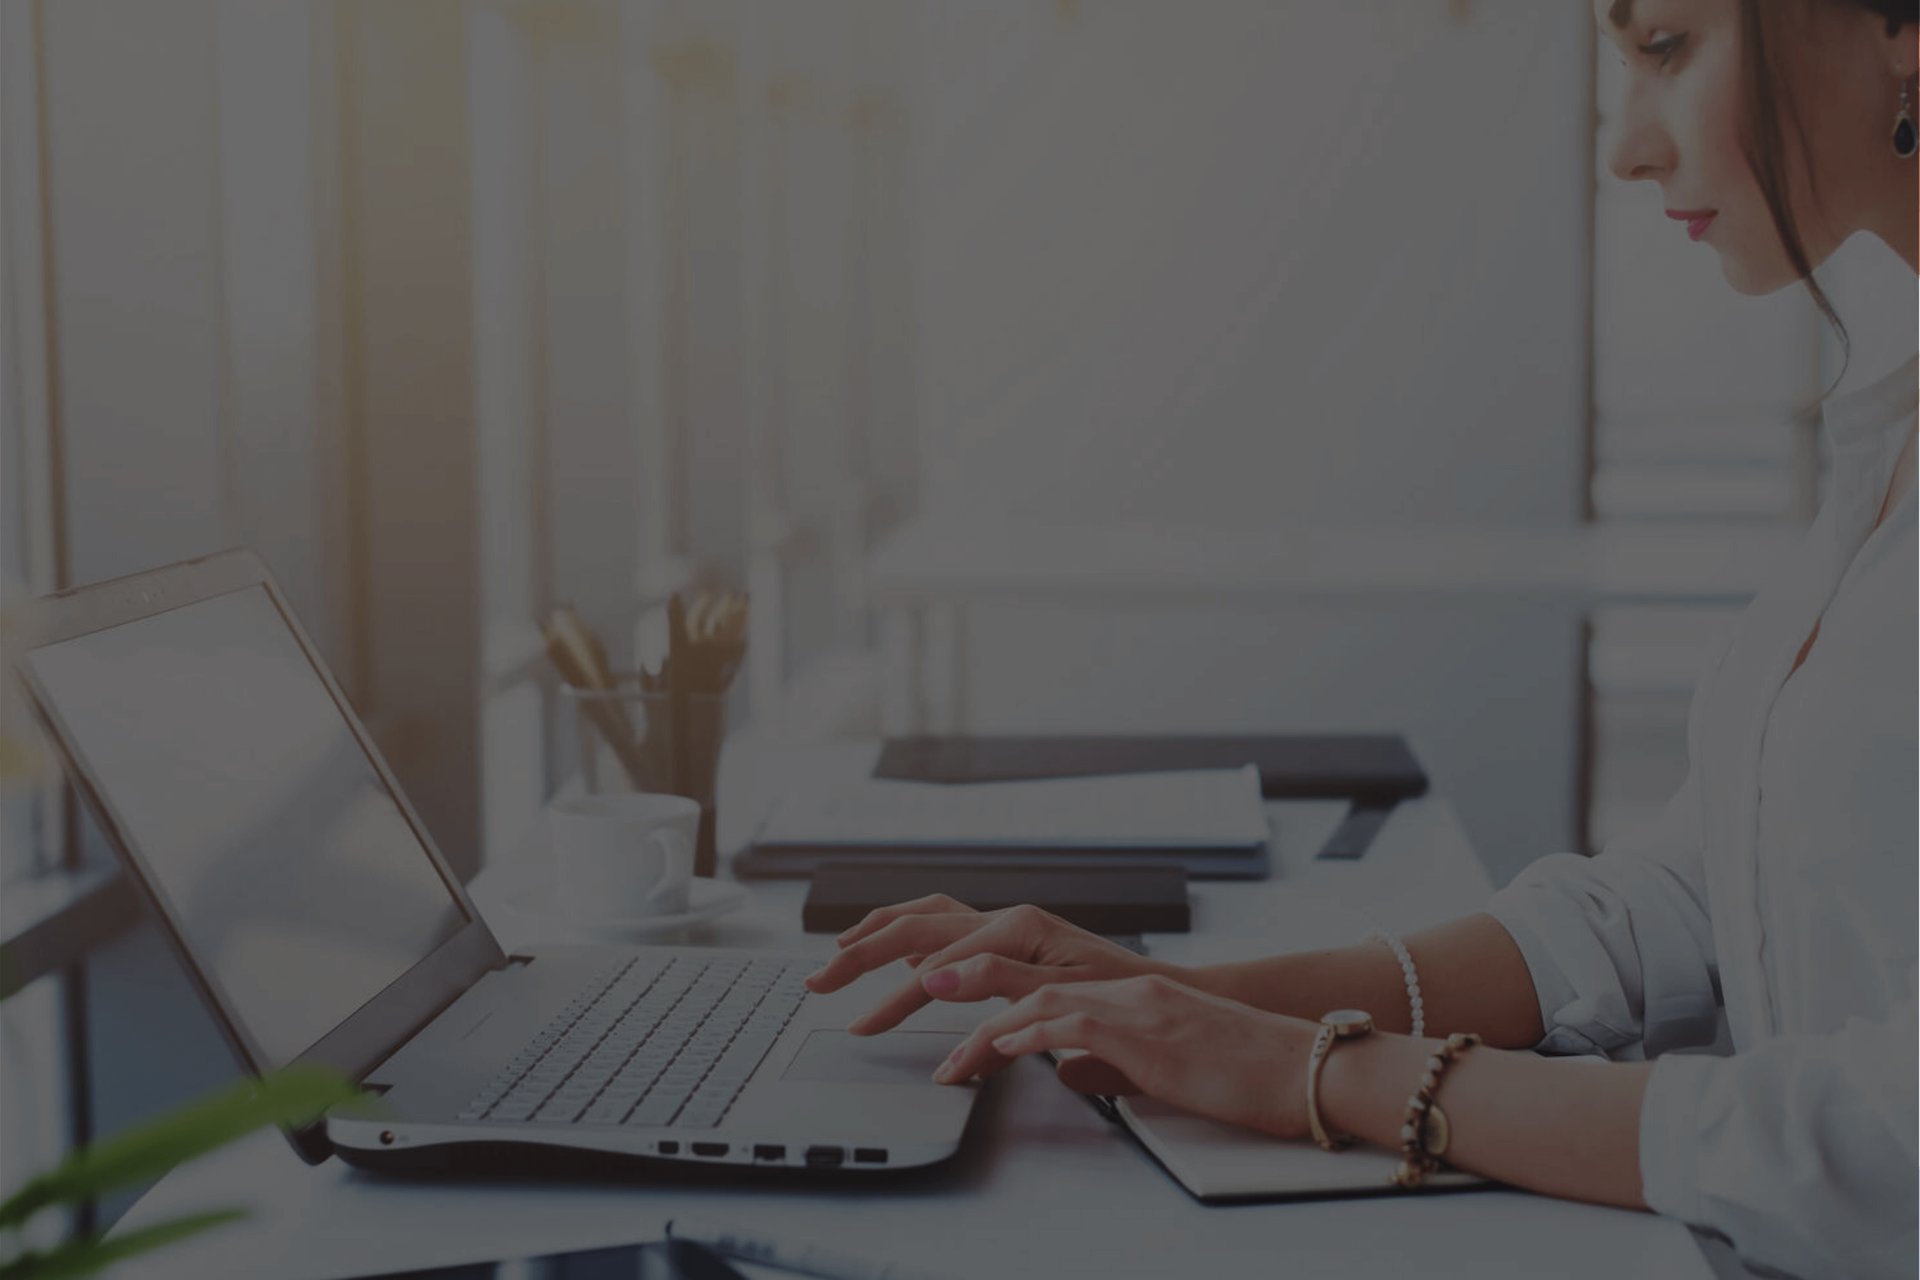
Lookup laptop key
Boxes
[581,1097,633,1125]
[625,1095,681,1127]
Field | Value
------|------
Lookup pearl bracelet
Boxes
[1362,928,1425,1037]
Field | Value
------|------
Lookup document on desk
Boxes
[754,765,1266,850]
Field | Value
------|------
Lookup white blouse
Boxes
[1486,353,1919,1280]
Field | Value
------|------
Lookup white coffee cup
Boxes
[549,792,699,921]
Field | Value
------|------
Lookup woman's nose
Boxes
[1607,93,1673,184]
[1609,139,1668,183]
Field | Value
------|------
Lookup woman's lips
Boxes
[1667,209,1718,241]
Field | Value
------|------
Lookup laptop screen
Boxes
[25,584,470,1065]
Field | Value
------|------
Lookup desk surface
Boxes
[114,741,1713,1280]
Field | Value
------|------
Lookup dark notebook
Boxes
[802,862,1191,935]
[873,734,1428,803]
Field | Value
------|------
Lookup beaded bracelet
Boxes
[1362,929,1425,1037]
[1390,1031,1480,1188]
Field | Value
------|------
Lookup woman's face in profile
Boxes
[1598,0,1895,295]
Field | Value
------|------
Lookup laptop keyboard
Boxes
[461,955,810,1129]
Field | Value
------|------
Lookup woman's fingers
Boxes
[846,953,1059,1037]
[805,912,981,993]
[840,912,1064,1034]
[834,894,974,947]
[845,972,941,1037]
[961,1010,1154,1094]
[921,952,1060,1003]
[934,978,1160,1083]
[827,905,1055,1010]
[921,973,1307,1142]
[990,1011,1128,1061]
[912,903,1053,975]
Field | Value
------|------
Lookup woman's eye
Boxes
[1636,31,1688,70]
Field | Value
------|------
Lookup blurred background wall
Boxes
[1,0,1910,1227]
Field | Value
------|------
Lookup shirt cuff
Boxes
[1637,1051,1716,1226]
[1482,888,1581,1048]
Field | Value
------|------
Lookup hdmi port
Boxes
[691,1142,728,1158]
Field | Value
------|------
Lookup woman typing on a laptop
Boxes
[807,2,1918,1275]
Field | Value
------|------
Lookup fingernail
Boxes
[922,969,959,996]
[992,1034,1019,1053]
[947,1045,964,1063]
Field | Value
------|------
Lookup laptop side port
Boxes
[753,1144,786,1162]
[853,1148,887,1165]
[804,1145,844,1168]
[656,1141,679,1155]
[691,1142,728,1157]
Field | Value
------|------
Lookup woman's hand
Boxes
[803,897,1173,1035]
[935,973,1320,1140]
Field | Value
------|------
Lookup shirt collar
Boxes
[1822,353,1918,457]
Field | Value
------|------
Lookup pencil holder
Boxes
[561,677,731,877]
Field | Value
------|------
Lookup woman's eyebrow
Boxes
[1608,0,1635,28]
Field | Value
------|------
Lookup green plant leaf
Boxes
[0,1066,356,1230]
[0,1208,246,1280]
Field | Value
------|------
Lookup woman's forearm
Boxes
[1174,912,1647,1208]
[1171,912,1547,1049]
[1320,1030,1652,1209]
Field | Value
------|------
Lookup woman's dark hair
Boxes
[1734,0,1917,355]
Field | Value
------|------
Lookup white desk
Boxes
[115,741,1715,1280]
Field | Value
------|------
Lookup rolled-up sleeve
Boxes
[1483,770,1722,1058]
[1639,999,1919,1280]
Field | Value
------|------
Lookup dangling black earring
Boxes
[1895,79,1917,159]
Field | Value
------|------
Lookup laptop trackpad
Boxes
[779,1030,965,1085]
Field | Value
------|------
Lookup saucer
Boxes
[504,875,749,939]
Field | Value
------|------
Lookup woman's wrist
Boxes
[1313,1029,1444,1152]
[1171,953,1306,1012]
[1309,1023,1653,1208]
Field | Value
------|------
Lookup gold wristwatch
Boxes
[1306,1008,1374,1152]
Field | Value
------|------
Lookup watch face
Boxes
[1323,1008,1374,1035]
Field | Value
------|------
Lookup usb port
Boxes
[656,1141,679,1155]
[691,1142,728,1158]
[804,1145,844,1168]
[753,1144,786,1162]
[853,1148,887,1165]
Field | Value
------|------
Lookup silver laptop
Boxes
[16,549,981,1174]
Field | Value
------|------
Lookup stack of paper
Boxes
[753,765,1266,851]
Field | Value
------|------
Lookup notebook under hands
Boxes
[1105,1095,1489,1204]
[15,549,981,1175]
